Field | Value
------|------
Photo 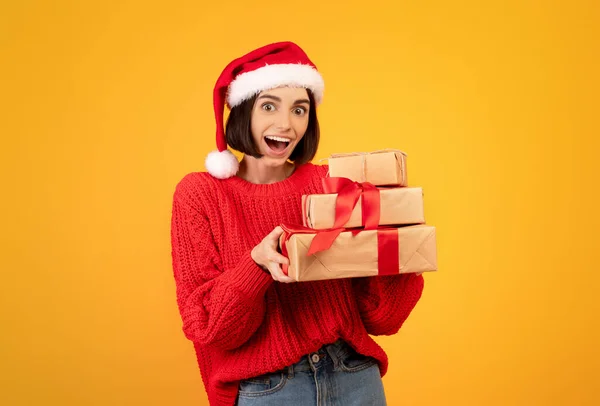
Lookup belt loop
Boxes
[325,343,340,370]
[287,364,294,379]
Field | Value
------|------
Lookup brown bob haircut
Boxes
[225,89,320,165]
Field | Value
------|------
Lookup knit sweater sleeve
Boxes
[352,273,424,336]
[170,180,273,350]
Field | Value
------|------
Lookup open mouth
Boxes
[264,135,292,154]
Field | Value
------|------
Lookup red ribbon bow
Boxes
[307,177,381,256]
[322,177,381,230]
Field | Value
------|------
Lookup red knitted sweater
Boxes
[170,163,424,405]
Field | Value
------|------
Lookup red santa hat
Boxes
[206,41,325,179]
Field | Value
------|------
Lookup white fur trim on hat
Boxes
[205,149,239,179]
[227,63,324,107]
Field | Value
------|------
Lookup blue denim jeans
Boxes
[236,339,387,405]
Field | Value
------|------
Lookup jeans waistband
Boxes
[287,339,352,373]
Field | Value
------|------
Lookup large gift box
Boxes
[279,224,437,282]
[327,150,407,186]
[303,186,425,229]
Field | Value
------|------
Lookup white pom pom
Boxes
[205,149,239,179]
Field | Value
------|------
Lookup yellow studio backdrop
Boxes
[1,0,598,405]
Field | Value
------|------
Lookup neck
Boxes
[237,156,295,184]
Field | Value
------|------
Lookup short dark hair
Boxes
[225,89,320,165]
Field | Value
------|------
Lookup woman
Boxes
[170,41,424,406]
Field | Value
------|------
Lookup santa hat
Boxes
[206,41,325,179]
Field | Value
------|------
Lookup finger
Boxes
[269,263,296,283]
[267,251,289,265]
[267,226,285,242]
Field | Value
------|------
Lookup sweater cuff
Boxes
[225,251,274,300]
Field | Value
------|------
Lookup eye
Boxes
[261,103,275,112]
[293,107,307,116]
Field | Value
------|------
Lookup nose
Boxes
[275,110,292,132]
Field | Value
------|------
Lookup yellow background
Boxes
[1,0,598,405]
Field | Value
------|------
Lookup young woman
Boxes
[170,41,424,406]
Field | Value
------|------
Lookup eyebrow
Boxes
[258,94,311,105]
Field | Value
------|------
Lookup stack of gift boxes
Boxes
[279,149,438,282]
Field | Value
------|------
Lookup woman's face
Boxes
[250,86,310,166]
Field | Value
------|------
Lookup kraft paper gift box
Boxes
[302,187,425,230]
[327,150,408,186]
[279,224,437,282]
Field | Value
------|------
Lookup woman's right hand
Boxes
[251,226,295,283]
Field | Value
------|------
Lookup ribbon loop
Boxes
[322,177,381,230]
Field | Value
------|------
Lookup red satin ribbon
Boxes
[307,177,382,256]
[377,228,399,276]
[322,177,381,230]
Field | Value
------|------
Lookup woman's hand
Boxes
[251,226,295,283]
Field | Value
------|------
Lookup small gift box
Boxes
[279,224,437,282]
[303,181,425,229]
[327,149,408,186]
